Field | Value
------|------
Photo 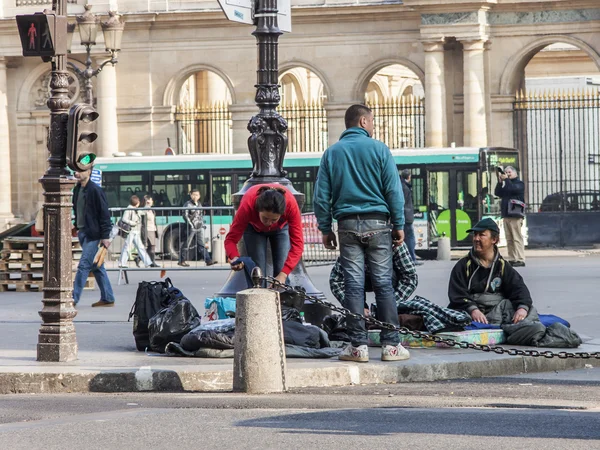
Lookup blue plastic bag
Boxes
[204,297,236,321]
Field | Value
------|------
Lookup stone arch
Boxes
[279,60,332,102]
[500,35,600,96]
[354,58,425,102]
[162,63,236,106]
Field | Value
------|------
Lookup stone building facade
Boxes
[0,0,599,223]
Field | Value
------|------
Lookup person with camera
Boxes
[494,166,526,267]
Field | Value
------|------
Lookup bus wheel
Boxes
[162,226,182,260]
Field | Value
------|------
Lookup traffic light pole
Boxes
[37,0,78,362]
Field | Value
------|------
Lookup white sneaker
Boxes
[381,343,410,361]
[339,344,369,362]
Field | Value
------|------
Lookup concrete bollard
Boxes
[437,235,451,261]
[233,288,286,393]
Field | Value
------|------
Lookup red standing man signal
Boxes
[28,23,37,49]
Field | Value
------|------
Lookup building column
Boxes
[0,57,13,225]
[95,59,119,157]
[324,102,352,147]
[462,40,488,147]
[423,41,447,147]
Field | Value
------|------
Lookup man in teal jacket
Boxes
[314,104,409,363]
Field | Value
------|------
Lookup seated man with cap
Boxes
[447,218,534,326]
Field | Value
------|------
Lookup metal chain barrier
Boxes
[262,276,600,360]
[274,293,288,391]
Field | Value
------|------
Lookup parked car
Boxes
[539,191,600,212]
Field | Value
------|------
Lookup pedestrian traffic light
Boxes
[16,12,67,58]
[66,104,98,172]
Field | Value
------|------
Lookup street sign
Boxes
[217,0,291,32]
[16,12,67,58]
[90,168,102,186]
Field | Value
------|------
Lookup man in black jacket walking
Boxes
[178,189,214,267]
[72,167,115,307]
[494,166,526,267]
[400,169,422,265]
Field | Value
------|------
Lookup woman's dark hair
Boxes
[255,186,286,215]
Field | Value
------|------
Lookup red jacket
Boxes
[225,184,303,275]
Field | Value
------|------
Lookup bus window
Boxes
[288,168,315,212]
[210,175,232,209]
[116,173,149,207]
[429,171,449,239]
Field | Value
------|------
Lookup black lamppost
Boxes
[217,0,327,322]
[66,5,124,105]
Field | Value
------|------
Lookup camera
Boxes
[496,166,505,175]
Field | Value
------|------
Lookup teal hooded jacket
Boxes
[314,127,405,233]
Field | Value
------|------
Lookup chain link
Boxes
[274,292,287,391]
[263,276,600,360]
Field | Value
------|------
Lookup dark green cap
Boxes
[467,217,499,234]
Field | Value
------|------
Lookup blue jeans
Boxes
[243,224,290,278]
[338,218,399,347]
[73,230,115,305]
[403,223,416,262]
[120,231,153,267]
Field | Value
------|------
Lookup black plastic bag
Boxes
[281,305,302,322]
[180,330,235,351]
[280,286,305,311]
[321,314,351,342]
[148,299,202,353]
[129,278,175,351]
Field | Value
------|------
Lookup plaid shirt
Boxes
[329,243,418,307]
[398,296,471,333]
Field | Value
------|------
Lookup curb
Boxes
[0,356,595,395]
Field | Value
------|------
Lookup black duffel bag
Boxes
[129,278,176,351]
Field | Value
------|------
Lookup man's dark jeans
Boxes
[338,218,400,347]
[403,223,416,262]
[179,226,212,263]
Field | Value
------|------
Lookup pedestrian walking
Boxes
[72,167,116,307]
[138,195,160,267]
[314,104,409,363]
[225,184,303,285]
[178,189,214,267]
[119,195,155,268]
[494,166,526,267]
[400,169,421,265]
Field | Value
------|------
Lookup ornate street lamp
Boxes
[67,5,124,105]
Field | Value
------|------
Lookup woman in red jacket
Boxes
[225,184,303,285]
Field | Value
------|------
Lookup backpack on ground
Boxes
[129,278,176,351]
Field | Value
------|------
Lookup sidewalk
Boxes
[0,256,598,394]
[1,321,598,394]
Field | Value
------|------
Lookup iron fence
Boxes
[104,208,338,274]
[514,89,600,212]
[278,101,328,153]
[367,96,425,149]
[175,103,232,154]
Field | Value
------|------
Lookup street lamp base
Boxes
[37,322,78,362]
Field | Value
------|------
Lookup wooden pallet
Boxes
[2,237,82,251]
[0,260,44,272]
[0,277,95,292]
[0,250,44,263]
[0,272,44,282]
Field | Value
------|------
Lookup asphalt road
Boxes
[1,370,599,449]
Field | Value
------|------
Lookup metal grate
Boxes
[513,89,600,212]
[367,96,425,149]
[175,103,232,154]
[278,101,328,153]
